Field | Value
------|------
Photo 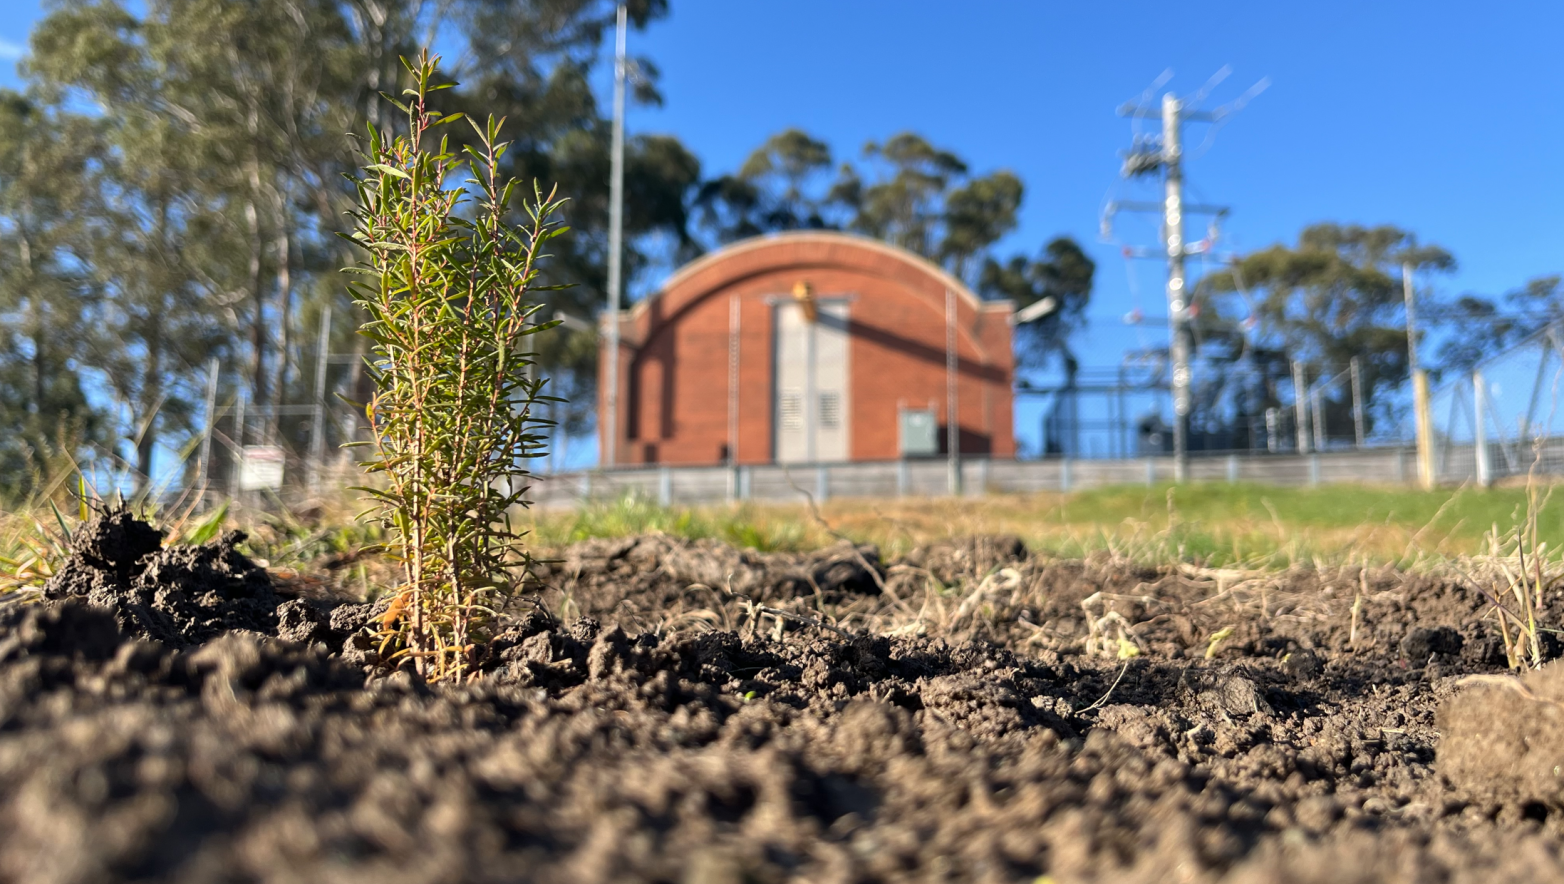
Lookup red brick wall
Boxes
[599,232,1014,466]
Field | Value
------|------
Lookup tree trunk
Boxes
[18,225,44,416]
[246,190,268,419]
[246,91,270,425]
[135,315,163,495]
[273,213,294,439]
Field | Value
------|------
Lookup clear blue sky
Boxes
[624,1,1564,452]
[8,0,1558,308]
[617,1,1563,325]
[5,0,1561,457]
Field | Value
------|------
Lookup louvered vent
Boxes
[819,391,841,429]
[780,390,803,430]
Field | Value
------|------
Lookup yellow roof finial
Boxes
[791,280,817,323]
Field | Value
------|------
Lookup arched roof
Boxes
[625,230,1006,323]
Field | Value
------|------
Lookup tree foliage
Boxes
[6,0,689,495]
[1434,275,1564,375]
[0,92,108,497]
[5,1,1106,493]
[696,128,1094,368]
[1201,223,1455,436]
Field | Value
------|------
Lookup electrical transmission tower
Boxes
[1103,70,1266,482]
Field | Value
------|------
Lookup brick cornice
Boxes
[625,231,1012,327]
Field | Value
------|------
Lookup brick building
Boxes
[598,231,1016,466]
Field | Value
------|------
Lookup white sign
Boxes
[240,446,286,490]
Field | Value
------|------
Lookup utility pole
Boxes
[1161,93,1192,482]
[1473,370,1491,488]
[1404,262,1435,489]
[602,2,627,469]
[946,288,962,496]
[727,295,741,464]
[1109,76,1263,481]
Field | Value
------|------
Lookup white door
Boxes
[774,300,850,463]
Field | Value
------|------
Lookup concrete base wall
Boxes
[520,444,1558,508]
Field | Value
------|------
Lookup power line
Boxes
[1101,71,1265,482]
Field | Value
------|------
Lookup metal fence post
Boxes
[198,358,219,493]
[1061,457,1072,492]
[1293,361,1310,453]
[897,459,909,497]
[1474,371,1491,488]
[1226,454,1238,483]
[229,388,247,500]
[658,467,672,507]
[308,306,332,495]
[1145,457,1155,486]
[1350,356,1365,448]
[1309,453,1321,487]
[816,465,829,503]
[1312,386,1326,453]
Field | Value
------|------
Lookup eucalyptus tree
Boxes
[1434,275,1564,376]
[0,92,109,498]
[839,133,972,259]
[693,128,835,240]
[976,238,1096,369]
[26,0,356,488]
[1201,223,1455,434]
[696,128,1095,370]
[19,0,699,480]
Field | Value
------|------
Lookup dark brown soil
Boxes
[6,513,1564,882]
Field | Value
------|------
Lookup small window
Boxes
[819,391,841,429]
[780,390,803,430]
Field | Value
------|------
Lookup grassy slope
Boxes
[7,481,1554,597]
[527,481,1563,568]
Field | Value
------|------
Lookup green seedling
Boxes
[345,51,566,682]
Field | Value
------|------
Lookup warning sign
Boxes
[240,446,286,490]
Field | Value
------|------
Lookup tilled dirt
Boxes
[5,511,1564,882]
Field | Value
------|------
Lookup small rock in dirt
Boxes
[587,624,630,679]
[1400,626,1463,663]
[902,535,1027,584]
[1460,626,1509,666]
[276,599,331,646]
[1183,668,1273,718]
[1284,649,1323,679]
[809,542,884,596]
[328,599,387,637]
[1095,704,1170,752]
